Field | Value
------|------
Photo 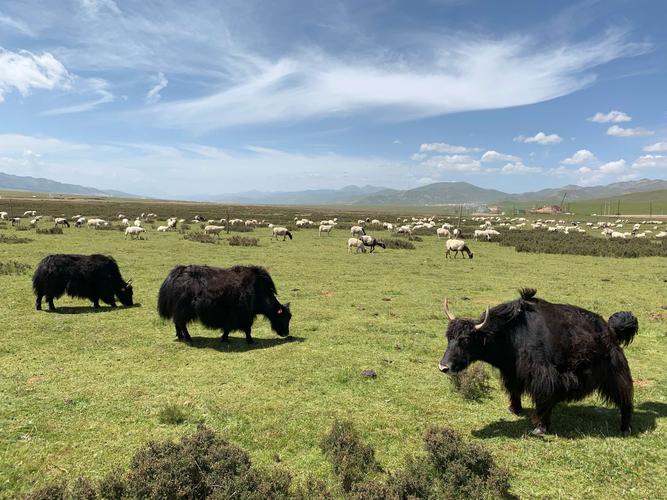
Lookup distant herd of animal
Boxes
[30,250,639,438]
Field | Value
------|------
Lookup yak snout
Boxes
[438,362,450,373]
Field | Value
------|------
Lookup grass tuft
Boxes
[228,235,259,246]
[0,234,32,244]
[157,403,187,425]
[36,227,64,235]
[449,364,493,401]
[183,232,218,244]
[0,260,32,275]
[384,238,416,250]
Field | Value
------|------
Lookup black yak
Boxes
[33,254,133,311]
[438,289,638,436]
[158,265,291,344]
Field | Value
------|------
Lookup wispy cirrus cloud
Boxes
[419,142,479,154]
[41,77,114,115]
[0,12,36,37]
[145,72,168,104]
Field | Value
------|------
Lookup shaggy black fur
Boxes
[33,254,133,311]
[157,265,291,344]
[439,288,638,436]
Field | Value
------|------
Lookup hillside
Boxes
[510,179,667,202]
[356,181,507,205]
[0,172,137,198]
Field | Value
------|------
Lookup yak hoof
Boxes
[530,426,547,437]
[508,405,523,416]
[621,427,631,437]
[246,338,255,345]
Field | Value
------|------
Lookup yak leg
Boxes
[532,400,555,436]
[221,330,230,342]
[47,297,56,311]
[92,298,100,309]
[509,391,523,415]
[35,294,43,311]
[600,351,634,436]
[244,327,254,344]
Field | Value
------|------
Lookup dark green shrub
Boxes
[386,455,435,499]
[384,238,416,250]
[228,235,259,247]
[449,364,493,401]
[0,234,32,244]
[229,224,254,232]
[93,224,123,231]
[183,232,218,244]
[157,404,187,425]
[36,227,64,235]
[0,260,31,275]
[26,482,68,500]
[424,426,511,499]
[97,468,127,499]
[320,420,379,492]
[70,477,97,499]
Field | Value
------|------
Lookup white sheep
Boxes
[445,239,473,259]
[54,217,70,227]
[23,210,36,217]
[437,228,451,239]
[319,224,334,236]
[347,237,366,253]
[350,225,366,237]
[204,225,226,236]
[133,219,142,227]
[0,212,8,220]
[396,225,412,235]
[121,218,130,227]
[272,227,293,240]
[125,226,146,239]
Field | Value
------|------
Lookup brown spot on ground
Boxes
[633,379,654,388]
[648,311,667,321]
[320,290,335,298]
[26,376,41,385]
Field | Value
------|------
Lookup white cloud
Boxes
[0,48,72,102]
[419,142,478,154]
[514,132,563,145]
[411,153,428,161]
[420,155,481,172]
[574,158,627,185]
[145,72,168,104]
[0,12,36,37]
[607,125,654,137]
[643,142,667,152]
[480,150,520,162]
[79,0,121,16]
[598,159,626,173]
[561,149,596,164]
[588,110,631,123]
[500,162,541,174]
[632,155,667,169]
[41,77,114,115]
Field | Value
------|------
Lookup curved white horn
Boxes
[474,306,490,331]
[443,299,456,321]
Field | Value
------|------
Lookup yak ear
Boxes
[284,302,291,310]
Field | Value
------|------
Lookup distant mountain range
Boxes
[208,179,667,206]
[0,172,137,198]
[2,169,666,207]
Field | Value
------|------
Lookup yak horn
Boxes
[126,279,133,285]
[474,306,490,331]
[443,299,456,321]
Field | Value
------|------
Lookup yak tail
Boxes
[157,266,185,319]
[608,311,638,346]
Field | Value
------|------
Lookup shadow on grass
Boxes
[49,303,142,314]
[183,335,305,352]
[473,401,667,439]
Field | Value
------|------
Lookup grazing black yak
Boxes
[438,288,638,436]
[33,254,133,311]
[158,265,291,344]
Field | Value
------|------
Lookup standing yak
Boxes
[438,288,638,436]
[158,265,291,344]
[33,254,133,311]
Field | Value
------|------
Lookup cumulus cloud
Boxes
[420,155,481,172]
[588,110,631,123]
[606,125,654,137]
[501,162,541,174]
[418,142,478,154]
[561,149,596,164]
[574,158,627,185]
[0,48,72,102]
[632,155,667,169]
[643,142,667,152]
[480,150,520,162]
[513,132,563,145]
[145,72,168,104]
[598,159,626,173]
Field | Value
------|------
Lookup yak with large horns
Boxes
[438,288,638,436]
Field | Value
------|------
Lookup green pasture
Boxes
[0,202,666,498]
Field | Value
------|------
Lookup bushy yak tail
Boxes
[157,265,186,320]
[608,311,638,346]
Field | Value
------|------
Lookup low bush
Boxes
[384,238,416,250]
[0,234,32,244]
[36,227,64,235]
[183,232,218,244]
[229,224,255,233]
[496,230,667,258]
[0,260,31,275]
[15,225,30,232]
[229,235,259,246]
[93,224,123,231]
[449,364,493,401]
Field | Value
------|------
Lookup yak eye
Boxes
[277,308,283,315]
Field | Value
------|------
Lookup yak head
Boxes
[438,299,489,374]
[116,279,134,306]
[268,302,292,337]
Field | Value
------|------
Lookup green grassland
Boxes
[1,199,666,498]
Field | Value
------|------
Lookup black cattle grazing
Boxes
[438,288,638,436]
[33,254,133,311]
[158,265,291,344]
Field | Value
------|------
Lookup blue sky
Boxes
[0,0,665,198]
